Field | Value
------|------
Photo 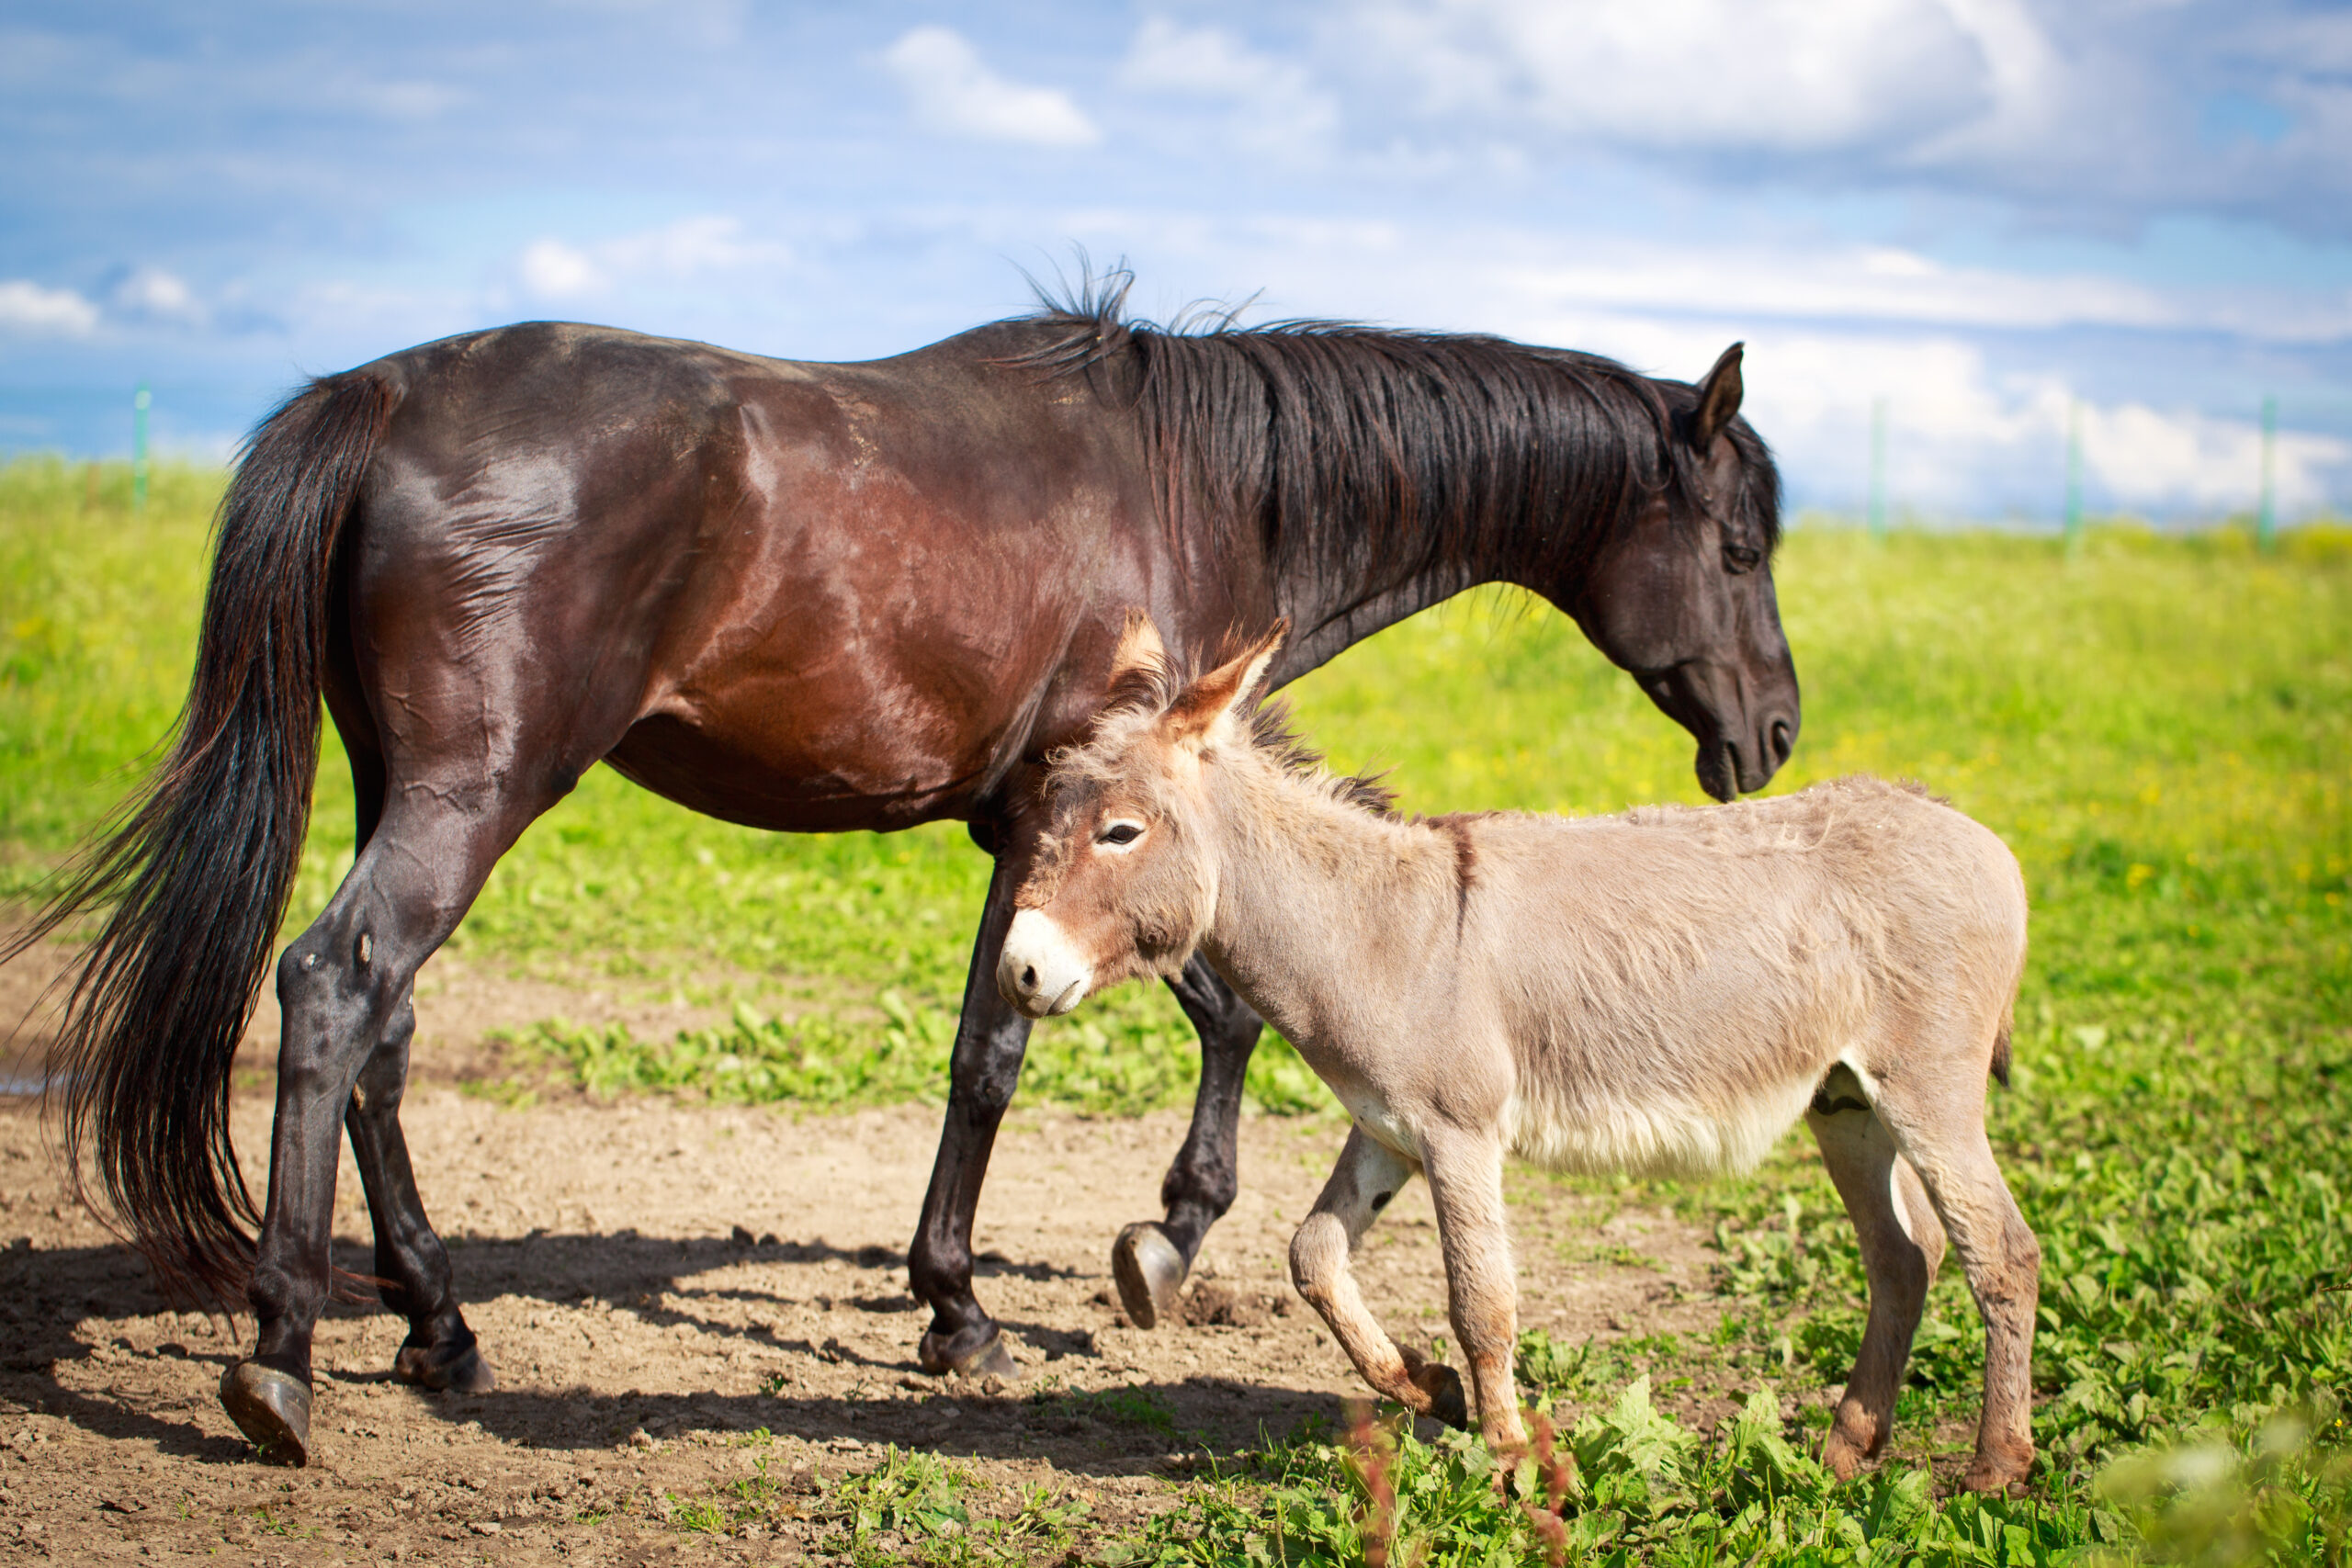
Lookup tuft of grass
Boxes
[1114,1382,2134,1566]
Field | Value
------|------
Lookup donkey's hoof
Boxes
[393,1338,496,1394]
[1960,1450,2034,1495]
[1821,1430,1869,1482]
[220,1361,311,1467]
[1412,1362,1470,1429]
[1112,1222,1187,1330]
[918,1324,1021,1382]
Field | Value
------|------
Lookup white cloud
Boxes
[881,26,1099,149]
[1117,17,1338,154]
[109,265,206,325]
[518,239,605,300]
[514,217,791,303]
[1346,0,2000,153]
[0,279,99,336]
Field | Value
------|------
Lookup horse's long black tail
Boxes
[6,370,397,1308]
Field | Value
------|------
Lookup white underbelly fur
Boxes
[1500,1073,1821,1179]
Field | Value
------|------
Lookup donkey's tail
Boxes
[6,371,397,1308]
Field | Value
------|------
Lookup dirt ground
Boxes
[0,945,1732,1565]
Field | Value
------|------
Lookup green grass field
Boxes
[4,456,2348,1562]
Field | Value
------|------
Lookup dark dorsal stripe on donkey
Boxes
[6,273,1798,1466]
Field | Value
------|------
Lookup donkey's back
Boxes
[1458,776,2026,1180]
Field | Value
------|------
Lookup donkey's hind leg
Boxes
[1807,1099,1947,1479]
[1872,1066,2041,1494]
[1288,1126,1466,1426]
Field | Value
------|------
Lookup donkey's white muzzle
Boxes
[997,909,1093,1018]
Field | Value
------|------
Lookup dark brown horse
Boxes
[17,281,1798,1465]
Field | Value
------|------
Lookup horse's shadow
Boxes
[1,1230,1330,1472]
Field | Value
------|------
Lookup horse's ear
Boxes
[1109,610,1167,684]
[1166,621,1286,750]
[1691,343,1744,448]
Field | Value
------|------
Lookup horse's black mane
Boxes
[1013,268,1780,592]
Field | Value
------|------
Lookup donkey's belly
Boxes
[1500,1074,1818,1179]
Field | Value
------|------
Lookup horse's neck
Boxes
[1196,765,1451,1043]
[1269,561,1476,684]
[1266,543,1567,688]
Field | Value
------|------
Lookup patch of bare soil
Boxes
[0,935,773,1090]
[0,946,1731,1565]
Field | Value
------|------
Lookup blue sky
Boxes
[4,0,2349,520]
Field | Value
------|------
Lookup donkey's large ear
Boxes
[1691,343,1744,448]
[1108,609,1168,684]
[1166,621,1286,750]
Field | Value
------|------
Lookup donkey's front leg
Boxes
[1419,1127,1526,1454]
[1289,1126,1467,1426]
[1113,959,1263,1328]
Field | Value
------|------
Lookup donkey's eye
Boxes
[1724,540,1762,573]
[1098,821,1145,847]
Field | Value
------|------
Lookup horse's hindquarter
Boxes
[1474,781,2020,1178]
[349,322,1161,833]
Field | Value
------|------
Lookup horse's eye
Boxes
[1099,822,1144,847]
[1724,541,1762,573]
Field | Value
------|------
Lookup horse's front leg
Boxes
[1112,957,1263,1328]
[908,855,1030,1380]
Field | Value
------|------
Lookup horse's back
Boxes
[333,320,1159,833]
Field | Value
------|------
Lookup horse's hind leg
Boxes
[1113,959,1262,1329]
[345,992,490,1393]
[222,791,551,1464]
[1807,1099,1947,1478]
[1288,1127,1465,1426]
[330,707,488,1394]
[1872,1059,2041,1494]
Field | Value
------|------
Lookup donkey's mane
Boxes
[1074,652,1397,819]
[1012,268,1781,591]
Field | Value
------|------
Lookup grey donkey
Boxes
[994,620,2039,1493]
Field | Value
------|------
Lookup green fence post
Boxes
[2064,399,2083,557]
[132,381,152,511]
[2257,395,2277,552]
[1868,396,1888,542]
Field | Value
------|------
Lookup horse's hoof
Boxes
[393,1338,496,1394]
[1112,1222,1187,1330]
[917,1323,1021,1382]
[220,1362,311,1467]
[1412,1361,1470,1429]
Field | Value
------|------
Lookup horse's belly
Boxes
[605,704,998,833]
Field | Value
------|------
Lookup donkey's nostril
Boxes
[1021,964,1037,990]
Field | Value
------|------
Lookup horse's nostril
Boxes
[1020,964,1037,989]
[1770,718,1794,766]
